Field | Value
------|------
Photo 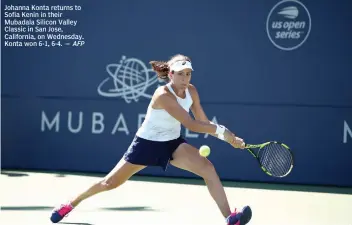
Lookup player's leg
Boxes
[170,143,251,225]
[170,143,231,217]
[71,158,146,206]
[50,158,145,223]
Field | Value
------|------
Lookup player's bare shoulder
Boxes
[154,85,172,97]
[152,85,175,108]
[187,84,200,100]
[188,83,197,93]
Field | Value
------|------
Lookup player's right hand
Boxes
[224,129,245,149]
[234,136,245,149]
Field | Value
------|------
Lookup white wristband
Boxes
[215,124,226,135]
[217,133,225,140]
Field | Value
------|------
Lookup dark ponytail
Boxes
[149,60,170,82]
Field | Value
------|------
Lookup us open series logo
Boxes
[266,0,311,51]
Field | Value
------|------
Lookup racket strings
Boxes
[258,144,292,177]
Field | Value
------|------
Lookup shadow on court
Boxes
[101,206,156,211]
[0,205,156,212]
[59,222,94,225]
[55,174,66,177]
[1,171,29,177]
[1,206,53,211]
[3,169,352,195]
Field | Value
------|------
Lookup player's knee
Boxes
[99,178,124,191]
[199,160,217,180]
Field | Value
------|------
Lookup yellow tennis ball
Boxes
[199,145,211,157]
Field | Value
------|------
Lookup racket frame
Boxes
[245,141,294,178]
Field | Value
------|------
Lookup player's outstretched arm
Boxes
[188,84,245,149]
[157,88,244,149]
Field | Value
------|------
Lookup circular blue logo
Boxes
[266,0,311,51]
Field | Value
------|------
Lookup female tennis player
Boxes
[50,54,252,225]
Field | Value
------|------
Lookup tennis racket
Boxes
[244,141,293,178]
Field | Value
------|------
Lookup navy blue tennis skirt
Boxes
[123,135,186,171]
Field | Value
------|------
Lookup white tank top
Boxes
[136,83,193,141]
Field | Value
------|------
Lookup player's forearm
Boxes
[186,120,226,137]
[192,117,222,138]
[185,119,216,134]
